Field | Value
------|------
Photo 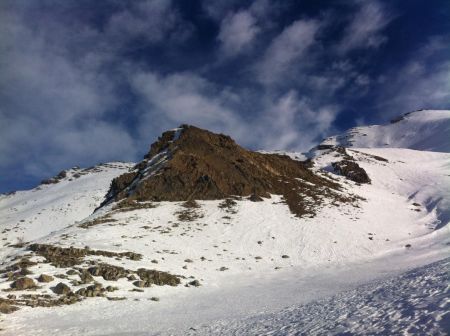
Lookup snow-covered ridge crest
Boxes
[321,109,450,152]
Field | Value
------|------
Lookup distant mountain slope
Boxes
[0,162,132,260]
[321,110,450,152]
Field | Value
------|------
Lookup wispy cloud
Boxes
[373,37,450,118]
[218,10,260,58]
[0,0,448,192]
[338,0,394,53]
[256,19,320,85]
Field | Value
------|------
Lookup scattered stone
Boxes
[79,271,94,284]
[28,243,142,268]
[188,280,201,287]
[332,160,371,184]
[52,282,72,295]
[87,264,129,281]
[107,296,126,301]
[37,274,54,283]
[10,277,36,290]
[133,280,147,288]
[137,268,180,286]
[0,301,20,314]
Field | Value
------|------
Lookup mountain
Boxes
[1,111,449,335]
[321,109,450,152]
[100,124,349,218]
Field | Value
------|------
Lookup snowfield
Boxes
[1,110,449,335]
[182,257,450,336]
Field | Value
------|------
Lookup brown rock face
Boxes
[102,125,347,217]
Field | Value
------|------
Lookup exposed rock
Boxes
[52,282,72,295]
[136,268,180,286]
[101,125,347,218]
[87,264,129,281]
[188,280,201,287]
[316,144,334,150]
[332,160,371,184]
[0,301,19,314]
[37,274,54,283]
[10,277,36,290]
[107,296,126,301]
[79,270,94,284]
[133,280,146,288]
[28,244,142,268]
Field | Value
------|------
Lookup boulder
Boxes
[332,160,371,184]
[52,282,72,295]
[10,277,36,290]
[37,274,54,283]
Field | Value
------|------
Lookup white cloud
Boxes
[338,1,394,53]
[257,19,320,85]
[376,61,450,117]
[260,91,339,150]
[218,10,260,57]
[0,3,138,177]
[130,71,249,142]
[106,0,191,45]
[130,71,340,153]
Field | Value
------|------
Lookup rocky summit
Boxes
[101,125,352,217]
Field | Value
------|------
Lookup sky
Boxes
[1,0,449,193]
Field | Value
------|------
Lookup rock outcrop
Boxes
[101,125,349,217]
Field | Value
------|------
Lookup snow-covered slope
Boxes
[181,257,450,335]
[0,162,132,261]
[1,114,449,335]
[322,110,450,152]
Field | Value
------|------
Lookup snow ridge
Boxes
[322,110,450,152]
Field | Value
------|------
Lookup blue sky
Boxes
[1,0,449,193]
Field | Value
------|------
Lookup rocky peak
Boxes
[101,125,352,217]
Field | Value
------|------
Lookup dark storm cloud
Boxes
[1,0,449,192]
